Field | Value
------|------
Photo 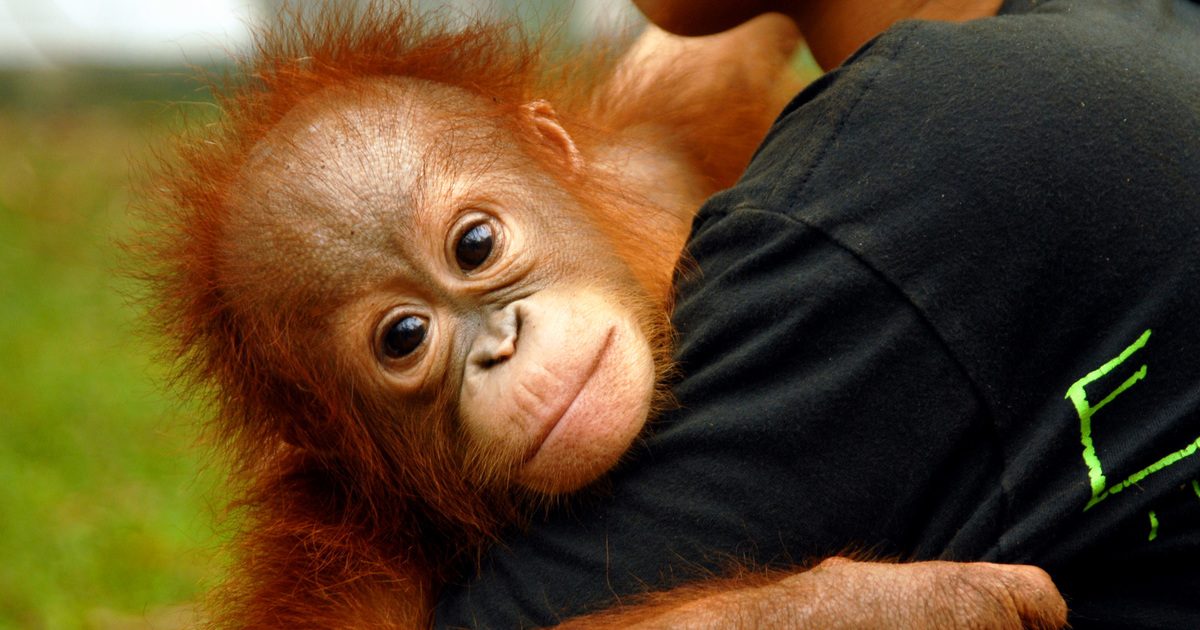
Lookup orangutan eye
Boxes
[455,222,494,271]
[382,315,427,359]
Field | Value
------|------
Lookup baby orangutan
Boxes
[143,3,1065,629]
[145,4,802,626]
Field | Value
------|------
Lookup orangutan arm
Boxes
[552,557,1066,630]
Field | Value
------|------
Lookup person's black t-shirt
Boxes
[437,0,1200,627]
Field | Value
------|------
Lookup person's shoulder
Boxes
[700,0,1200,229]
[852,0,1200,118]
[742,0,1196,185]
[841,3,1121,115]
[715,16,1043,214]
[732,8,1070,186]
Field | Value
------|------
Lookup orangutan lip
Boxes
[521,326,615,465]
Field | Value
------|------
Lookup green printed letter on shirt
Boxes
[1067,330,1200,511]
[1066,330,1151,510]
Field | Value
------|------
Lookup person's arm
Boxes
[554,558,1066,630]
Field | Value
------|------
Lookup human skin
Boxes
[632,0,1005,69]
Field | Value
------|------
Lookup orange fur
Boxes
[137,3,787,628]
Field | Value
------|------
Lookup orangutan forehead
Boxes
[258,79,494,213]
[224,78,514,296]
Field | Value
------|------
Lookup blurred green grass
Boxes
[0,68,224,630]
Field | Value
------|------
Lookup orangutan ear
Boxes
[521,100,582,172]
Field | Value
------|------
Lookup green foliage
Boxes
[0,68,223,630]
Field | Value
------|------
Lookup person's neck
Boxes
[786,0,1004,70]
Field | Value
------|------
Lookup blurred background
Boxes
[0,1,814,628]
